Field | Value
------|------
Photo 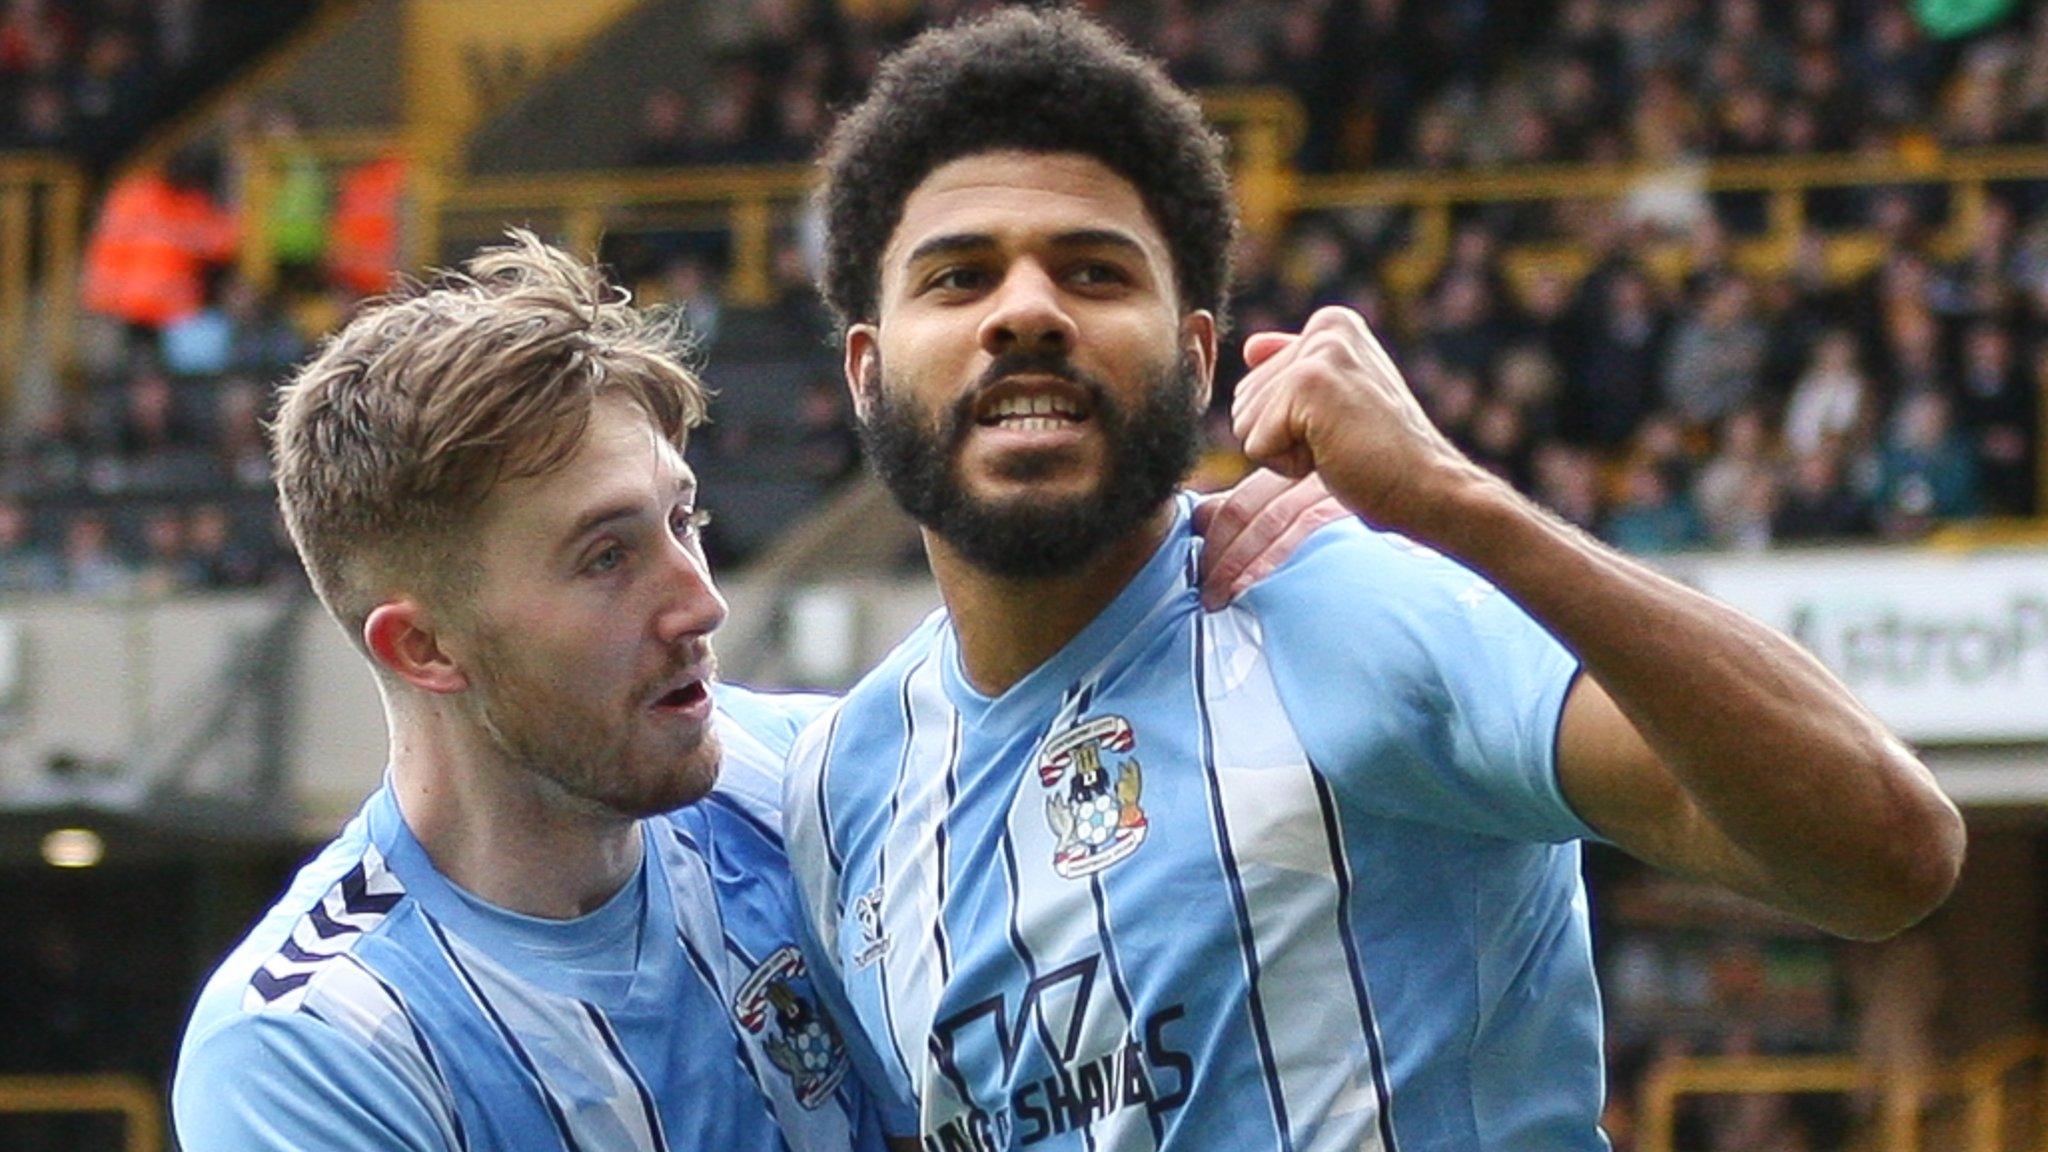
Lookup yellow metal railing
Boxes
[1640,1032,2048,1152]
[0,1073,163,1152]
[1297,146,2048,295]
[0,151,85,412]
[238,88,1306,308]
[217,98,2048,514]
[439,162,808,306]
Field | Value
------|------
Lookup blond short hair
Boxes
[273,230,708,648]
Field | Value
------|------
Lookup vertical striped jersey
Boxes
[173,685,885,1152]
[784,499,1609,1152]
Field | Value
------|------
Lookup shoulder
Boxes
[1242,517,1500,623]
[710,684,840,824]
[176,827,452,1150]
[175,1000,454,1151]
[715,682,840,755]
[189,820,410,1032]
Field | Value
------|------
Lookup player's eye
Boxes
[927,266,988,293]
[1070,261,1128,288]
[585,543,625,574]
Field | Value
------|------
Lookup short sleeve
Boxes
[173,1010,453,1152]
[1242,522,1592,843]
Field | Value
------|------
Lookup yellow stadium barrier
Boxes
[0,151,84,412]
[230,94,2048,516]
[1638,1032,2047,1152]
[0,1073,163,1152]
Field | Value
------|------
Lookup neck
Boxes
[386,705,643,920]
[930,502,1176,697]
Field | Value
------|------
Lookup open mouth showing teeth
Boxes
[978,393,1087,430]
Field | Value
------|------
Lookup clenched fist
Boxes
[1229,306,1499,538]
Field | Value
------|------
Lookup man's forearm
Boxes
[1411,473,1966,937]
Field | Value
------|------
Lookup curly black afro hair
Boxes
[818,6,1236,329]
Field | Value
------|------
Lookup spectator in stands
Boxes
[766,234,833,334]
[220,275,306,376]
[134,507,197,596]
[1531,442,1603,532]
[8,77,69,147]
[69,25,149,139]
[1854,3,1939,127]
[1774,446,1875,542]
[661,254,724,348]
[1877,296,1944,398]
[185,502,269,589]
[58,511,133,595]
[1602,457,1706,554]
[0,496,60,595]
[159,284,235,378]
[1468,396,1537,491]
[213,377,272,487]
[628,86,693,167]
[1937,197,2022,320]
[1661,273,1766,428]
[1782,329,1872,458]
[1425,267,1513,378]
[1695,406,1780,551]
[765,76,829,160]
[1875,389,1982,538]
[326,151,406,298]
[1953,322,2037,515]
[1560,265,1667,450]
[0,0,73,77]
[258,103,330,291]
[111,366,198,460]
[793,374,859,483]
[79,144,238,342]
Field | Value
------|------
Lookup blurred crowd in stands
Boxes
[1214,190,2043,555]
[635,0,2048,171]
[1,0,2044,606]
[624,0,2044,561]
[0,0,310,163]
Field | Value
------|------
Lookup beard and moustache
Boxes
[855,348,1205,579]
[461,627,722,821]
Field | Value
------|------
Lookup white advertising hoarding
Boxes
[1683,547,2048,744]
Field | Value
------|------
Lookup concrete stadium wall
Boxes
[2,546,2044,839]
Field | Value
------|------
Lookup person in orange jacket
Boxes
[80,146,239,335]
[326,152,406,298]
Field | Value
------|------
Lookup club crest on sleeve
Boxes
[735,946,849,1108]
[852,886,891,968]
[1038,714,1149,879]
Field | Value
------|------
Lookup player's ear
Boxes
[364,599,469,694]
[1181,310,1218,413]
[843,324,880,420]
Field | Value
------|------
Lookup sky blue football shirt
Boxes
[785,499,1604,1151]
[174,686,885,1152]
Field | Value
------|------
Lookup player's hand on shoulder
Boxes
[1192,469,1350,610]
[1229,306,1492,536]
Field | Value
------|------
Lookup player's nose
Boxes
[978,262,1076,359]
[653,537,727,645]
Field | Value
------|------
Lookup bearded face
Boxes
[857,346,1204,579]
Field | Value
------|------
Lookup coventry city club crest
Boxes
[734,946,848,1108]
[1038,714,1148,878]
